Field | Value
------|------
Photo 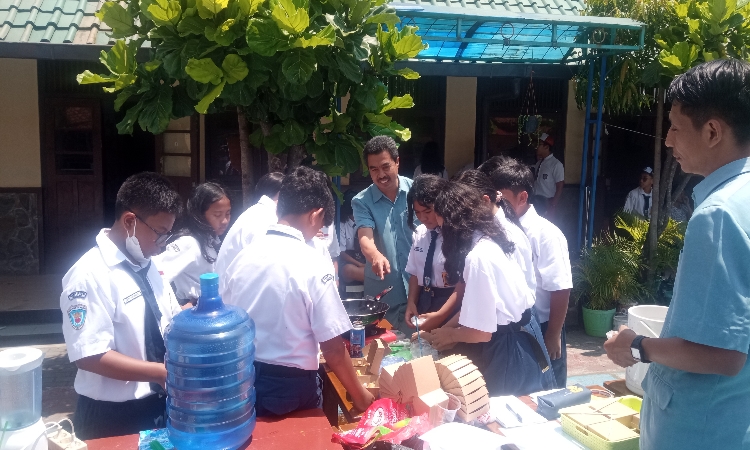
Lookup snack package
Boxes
[332,398,431,449]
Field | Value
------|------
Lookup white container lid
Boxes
[0,347,44,374]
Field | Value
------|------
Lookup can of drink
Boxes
[349,321,365,358]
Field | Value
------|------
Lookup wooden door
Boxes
[156,116,200,202]
[43,99,104,274]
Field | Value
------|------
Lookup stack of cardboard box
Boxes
[434,355,490,422]
[379,355,450,423]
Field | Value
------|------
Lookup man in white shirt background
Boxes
[532,133,565,218]
[623,167,654,219]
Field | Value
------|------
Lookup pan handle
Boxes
[373,286,393,302]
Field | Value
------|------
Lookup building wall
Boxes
[564,79,586,185]
[0,59,42,188]
[443,77,477,175]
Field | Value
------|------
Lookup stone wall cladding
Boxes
[0,192,40,275]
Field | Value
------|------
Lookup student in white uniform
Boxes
[155,182,231,307]
[338,190,365,284]
[60,173,183,440]
[423,182,554,396]
[215,172,284,292]
[413,141,449,179]
[491,158,573,389]
[404,175,456,331]
[223,167,375,416]
[623,167,654,219]
[532,133,565,217]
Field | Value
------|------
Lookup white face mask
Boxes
[125,221,150,266]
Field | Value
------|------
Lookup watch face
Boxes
[631,347,641,360]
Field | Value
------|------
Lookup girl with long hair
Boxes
[423,181,555,396]
[404,175,457,331]
[155,182,231,307]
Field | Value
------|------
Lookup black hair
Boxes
[454,169,523,229]
[477,155,513,178]
[341,189,357,220]
[277,166,335,226]
[251,172,284,204]
[407,175,449,230]
[667,59,750,145]
[114,172,181,219]
[170,182,229,263]
[434,182,515,285]
[419,141,445,176]
[363,136,399,163]
[489,158,535,196]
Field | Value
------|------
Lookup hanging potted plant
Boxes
[572,235,645,337]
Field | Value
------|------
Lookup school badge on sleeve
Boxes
[67,304,87,330]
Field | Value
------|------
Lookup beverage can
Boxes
[349,322,365,358]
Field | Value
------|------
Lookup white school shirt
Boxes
[405,225,450,288]
[153,235,217,301]
[494,208,536,293]
[60,229,182,402]
[519,206,573,324]
[317,224,341,258]
[458,233,536,333]
[339,218,358,251]
[533,154,565,199]
[215,195,277,293]
[223,224,352,370]
[623,187,652,218]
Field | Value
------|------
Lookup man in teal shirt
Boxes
[605,59,750,449]
[352,136,414,333]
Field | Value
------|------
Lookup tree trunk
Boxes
[287,144,307,171]
[646,88,665,287]
[237,107,254,209]
[260,121,287,173]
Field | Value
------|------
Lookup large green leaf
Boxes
[113,86,137,111]
[335,52,362,83]
[185,58,224,84]
[77,70,116,84]
[117,101,144,135]
[709,0,735,23]
[281,120,306,145]
[138,86,173,134]
[293,24,335,48]
[195,81,226,113]
[396,67,420,79]
[206,18,244,46]
[246,19,291,56]
[271,0,310,34]
[147,0,181,26]
[177,15,210,36]
[96,2,136,37]
[379,94,413,113]
[100,41,137,75]
[671,41,698,68]
[349,0,371,26]
[102,74,137,93]
[334,138,361,174]
[220,79,255,106]
[238,0,263,15]
[222,54,249,84]
[659,50,684,73]
[392,33,424,58]
[282,49,316,84]
[197,0,229,19]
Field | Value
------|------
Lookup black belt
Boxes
[254,361,317,378]
[496,309,550,374]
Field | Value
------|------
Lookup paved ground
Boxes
[0,323,624,424]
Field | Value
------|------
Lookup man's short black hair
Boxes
[668,59,750,145]
[489,158,534,196]
[363,136,399,163]
[277,166,335,226]
[477,155,515,178]
[251,171,284,204]
[114,172,182,219]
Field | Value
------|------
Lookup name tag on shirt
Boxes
[123,290,143,304]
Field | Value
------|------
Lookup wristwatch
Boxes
[630,335,651,363]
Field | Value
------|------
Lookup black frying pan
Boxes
[342,286,393,327]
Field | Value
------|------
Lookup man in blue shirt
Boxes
[352,136,413,333]
[604,59,750,449]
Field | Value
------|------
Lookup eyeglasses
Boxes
[131,212,172,246]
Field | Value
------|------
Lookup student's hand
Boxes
[411,330,430,341]
[351,387,376,415]
[428,328,457,351]
[544,330,562,360]
[418,312,442,332]
[405,302,419,329]
[604,326,639,368]
[370,254,391,280]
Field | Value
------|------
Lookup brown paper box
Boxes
[457,399,490,422]
[413,389,450,424]
[357,374,380,397]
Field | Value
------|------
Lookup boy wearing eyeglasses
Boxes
[59,172,183,440]
[623,167,654,219]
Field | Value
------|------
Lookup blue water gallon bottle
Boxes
[165,273,256,450]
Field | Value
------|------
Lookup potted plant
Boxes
[573,235,645,337]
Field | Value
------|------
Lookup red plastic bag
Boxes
[332,398,431,448]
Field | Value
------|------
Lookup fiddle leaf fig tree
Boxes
[78,0,426,196]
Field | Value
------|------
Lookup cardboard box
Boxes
[365,339,389,375]
[357,374,380,397]
[413,389,450,425]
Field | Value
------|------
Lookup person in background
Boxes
[60,173,182,440]
[422,182,554,396]
[404,175,456,332]
[623,167,654,219]
[604,59,750,450]
[491,158,572,389]
[223,167,375,416]
[316,223,340,276]
[338,190,365,285]
[414,141,449,179]
[670,190,693,223]
[532,133,564,217]
[215,172,284,292]
[155,182,231,307]
[353,136,414,333]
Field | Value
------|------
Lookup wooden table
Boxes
[86,409,341,450]
[320,363,360,426]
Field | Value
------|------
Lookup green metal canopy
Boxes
[393,3,645,63]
